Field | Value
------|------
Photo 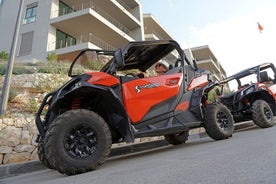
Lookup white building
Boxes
[0,0,143,62]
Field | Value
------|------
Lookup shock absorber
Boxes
[71,98,81,109]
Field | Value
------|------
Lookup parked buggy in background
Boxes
[216,62,276,128]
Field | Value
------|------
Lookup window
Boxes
[19,31,34,56]
[23,4,37,24]
[59,1,74,16]
[56,30,76,49]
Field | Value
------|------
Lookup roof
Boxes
[220,62,276,83]
[102,40,187,72]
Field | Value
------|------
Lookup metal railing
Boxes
[48,33,115,51]
[51,1,131,35]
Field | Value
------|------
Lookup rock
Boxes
[31,135,38,146]
[14,117,26,128]
[31,147,39,161]
[3,152,31,164]
[21,130,31,145]
[0,146,13,154]
[2,118,14,126]
[29,122,39,136]
[0,126,21,146]
[14,145,35,153]
[0,121,7,131]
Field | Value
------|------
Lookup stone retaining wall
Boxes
[0,116,38,165]
[0,115,166,165]
[0,115,204,165]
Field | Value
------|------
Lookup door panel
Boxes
[122,73,183,123]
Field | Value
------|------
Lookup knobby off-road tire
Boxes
[164,131,189,145]
[44,109,112,175]
[205,103,234,140]
[37,141,55,169]
[252,100,274,128]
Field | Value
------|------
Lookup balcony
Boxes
[48,33,116,61]
[50,1,142,42]
[143,14,174,40]
[50,7,140,49]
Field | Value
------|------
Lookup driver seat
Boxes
[260,71,269,83]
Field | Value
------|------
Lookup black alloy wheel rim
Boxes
[64,124,98,158]
[217,111,229,130]
[264,106,272,120]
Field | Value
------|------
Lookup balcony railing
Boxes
[115,0,131,11]
[51,1,131,35]
[48,33,115,51]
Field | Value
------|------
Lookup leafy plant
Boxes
[35,73,69,92]
[0,51,9,61]
[13,66,33,75]
[27,98,38,113]
[47,52,58,62]
[8,88,18,102]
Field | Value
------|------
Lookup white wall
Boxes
[0,0,54,62]
[0,0,20,54]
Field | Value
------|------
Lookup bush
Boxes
[47,52,58,62]
[13,66,33,75]
[8,88,18,102]
[27,98,38,113]
[0,51,9,61]
[35,73,69,92]
[37,62,69,74]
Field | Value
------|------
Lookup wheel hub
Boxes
[65,124,97,158]
[217,111,229,130]
[264,106,272,120]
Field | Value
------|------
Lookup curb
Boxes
[0,139,171,179]
[0,122,255,179]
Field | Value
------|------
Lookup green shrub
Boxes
[13,66,33,75]
[27,98,38,113]
[35,73,69,92]
[8,88,18,102]
[0,66,5,75]
[47,52,58,62]
[0,51,9,61]
[37,62,69,74]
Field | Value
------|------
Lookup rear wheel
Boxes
[252,100,274,128]
[44,109,112,175]
[205,103,234,140]
[164,131,189,145]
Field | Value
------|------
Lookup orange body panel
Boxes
[122,73,183,123]
[257,83,276,100]
[187,74,209,91]
[86,72,119,86]
[175,101,189,112]
[267,84,276,100]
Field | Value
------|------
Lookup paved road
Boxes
[1,125,276,184]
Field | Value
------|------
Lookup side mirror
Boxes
[114,49,125,70]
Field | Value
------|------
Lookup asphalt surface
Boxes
[0,121,254,179]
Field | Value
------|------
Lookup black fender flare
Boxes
[44,83,134,143]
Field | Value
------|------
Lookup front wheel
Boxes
[37,141,55,169]
[44,109,112,175]
[204,103,234,140]
[252,100,274,128]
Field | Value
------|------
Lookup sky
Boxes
[140,0,276,76]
